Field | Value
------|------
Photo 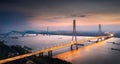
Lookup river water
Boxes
[0,34,120,64]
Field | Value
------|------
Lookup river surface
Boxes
[0,34,120,64]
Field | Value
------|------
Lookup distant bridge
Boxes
[0,30,40,37]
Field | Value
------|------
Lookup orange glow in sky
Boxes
[28,14,120,28]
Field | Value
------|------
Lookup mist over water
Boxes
[1,34,120,64]
[1,34,92,51]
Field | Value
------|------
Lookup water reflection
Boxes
[1,35,120,64]
[54,39,120,64]
[54,41,104,60]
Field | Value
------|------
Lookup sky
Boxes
[0,0,120,33]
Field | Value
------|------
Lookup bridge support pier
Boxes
[96,38,103,43]
[76,45,78,50]
[39,52,43,56]
[48,50,52,57]
[70,45,73,50]
[71,44,84,50]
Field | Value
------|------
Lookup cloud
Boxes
[0,0,120,31]
[1,0,120,14]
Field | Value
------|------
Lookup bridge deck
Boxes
[0,36,108,64]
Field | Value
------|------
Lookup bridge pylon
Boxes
[96,24,104,42]
[48,50,52,57]
[47,26,48,35]
[98,24,102,36]
[39,52,43,56]
[71,19,84,50]
[72,19,77,43]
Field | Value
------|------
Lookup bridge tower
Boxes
[72,19,77,42]
[98,24,102,36]
[47,26,49,35]
[96,24,103,42]
[71,19,84,50]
